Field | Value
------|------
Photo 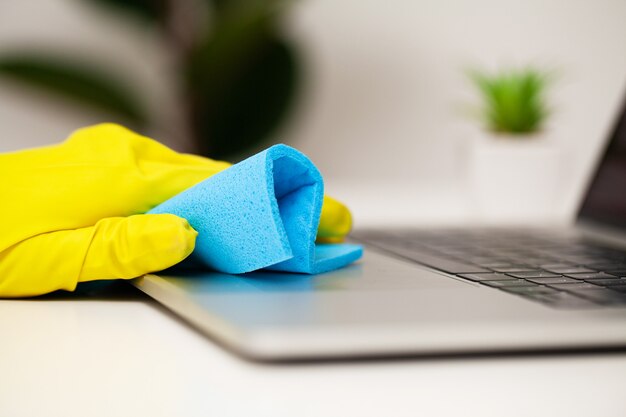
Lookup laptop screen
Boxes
[578,98,626,229]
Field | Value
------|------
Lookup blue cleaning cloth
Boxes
[149,144,363,274]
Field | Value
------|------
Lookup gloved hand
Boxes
[0,123,353,297]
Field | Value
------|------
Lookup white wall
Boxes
[1,0,626,222]
[284,0,626,220]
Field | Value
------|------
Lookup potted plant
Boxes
[466,67,561,222]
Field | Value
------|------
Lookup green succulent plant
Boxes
[0,0,298,159]
[468,68,552,135]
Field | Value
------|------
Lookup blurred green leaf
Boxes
[206,0,230,13]
[0,56,146,125]
[187,1,298,159]
[84,0,165,23]
[205,0,271,15]
[187,0,283,90]
[190,35,298,159]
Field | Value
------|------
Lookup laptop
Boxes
[132,95,626,361]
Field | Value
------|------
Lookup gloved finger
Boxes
[0,214,196,298]
[78,214,197,282]
[316,196,353,243]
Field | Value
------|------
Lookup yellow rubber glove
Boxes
[0,123,352,298]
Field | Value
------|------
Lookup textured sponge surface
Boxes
[149,144,362,274]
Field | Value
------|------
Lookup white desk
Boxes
[1,187,624,417]
[2,296,626,417]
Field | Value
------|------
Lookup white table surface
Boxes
[1,187,624,417]
[2,295,626,417]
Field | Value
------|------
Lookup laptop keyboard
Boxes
[352,229,626,309]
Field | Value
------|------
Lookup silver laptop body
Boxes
[132,98,626,361]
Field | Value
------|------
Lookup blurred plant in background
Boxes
[0,0,299,159]
[467,68,552,136]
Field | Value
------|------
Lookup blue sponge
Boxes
[148,144,363,274]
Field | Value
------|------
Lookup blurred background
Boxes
[1,0,625,225]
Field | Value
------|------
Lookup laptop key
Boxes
[464,257,503,264]
[543,267,596,274]
[539,263,576,269]
[458,273,515,282]
[506,271,561,279]
[564,272,615,280]
[605,270,626,277]
[548,282,600,291]
[561,256,604,265]
[515,257,556,266]
[480,262,514,268]
[482,279,537,288]
[490,265,537,273]
[582,278,624,286]
[584,263,626,270]
[525,277,579,284]
[609,285,626,293]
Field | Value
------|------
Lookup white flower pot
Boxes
[468,132,561,223]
